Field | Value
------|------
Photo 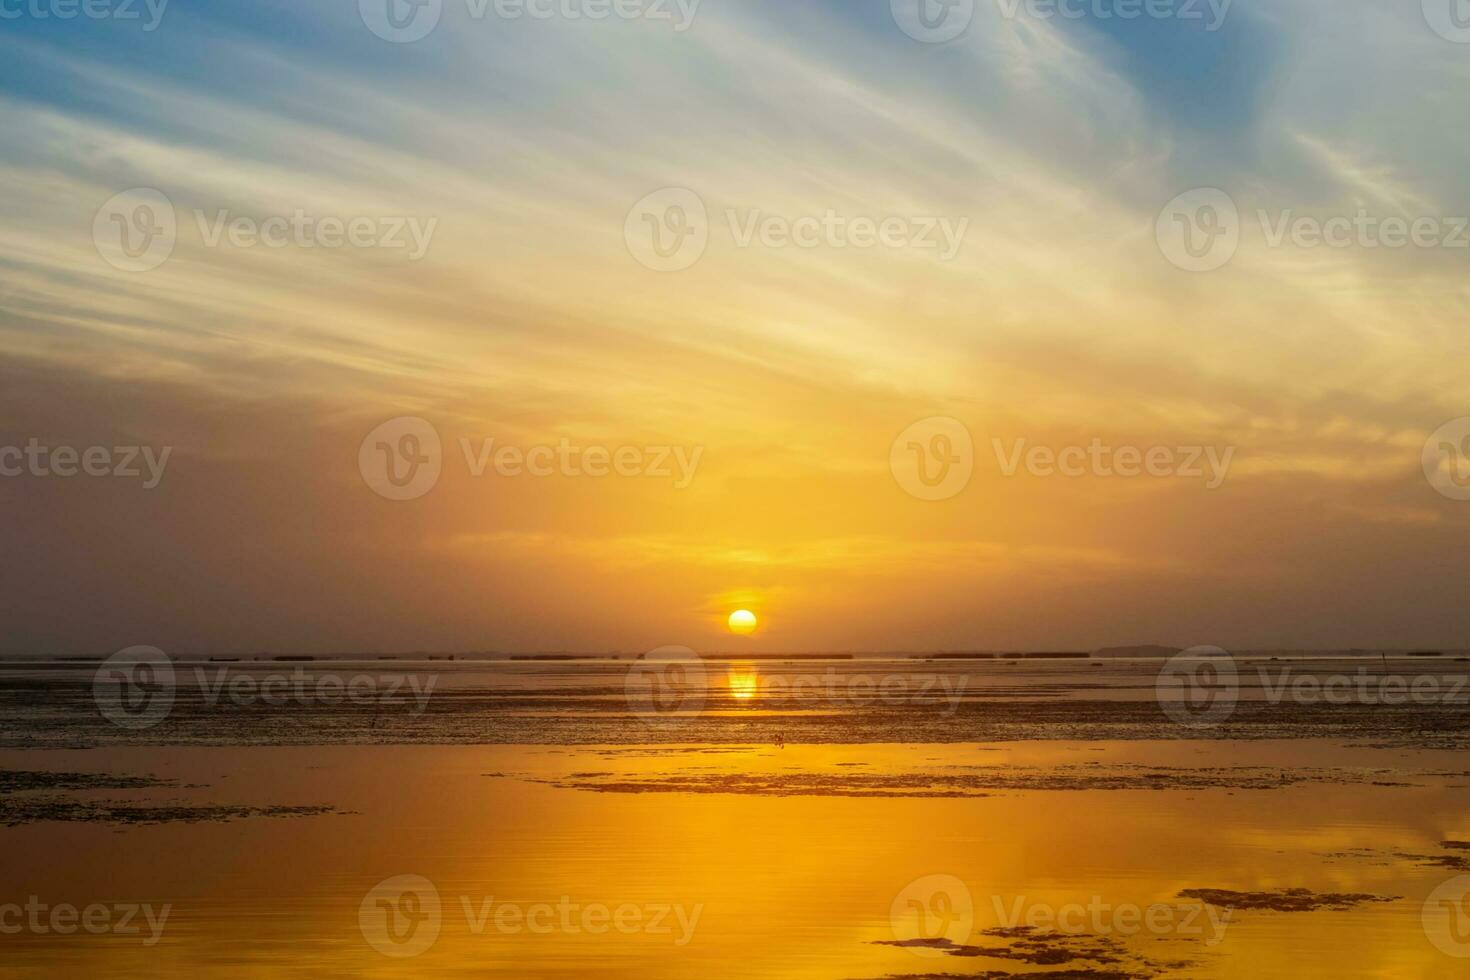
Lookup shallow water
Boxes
[2,739,1469,978]
[2,658,1468,976]
[3,656,1468,746]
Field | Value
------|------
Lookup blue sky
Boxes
[2,1,1469,653]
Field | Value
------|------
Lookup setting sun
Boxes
[728,610,758,635]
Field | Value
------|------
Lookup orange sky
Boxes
[2,3,1469,654]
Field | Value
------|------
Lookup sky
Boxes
[2,0,1469,655]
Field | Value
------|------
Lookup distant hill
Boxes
[1092,645,1184,659]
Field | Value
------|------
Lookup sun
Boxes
[727,609,758,635]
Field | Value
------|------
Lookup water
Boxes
[3,655,1467,746]
[0,658,1468,976]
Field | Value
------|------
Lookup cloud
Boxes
[1,2,1467,651]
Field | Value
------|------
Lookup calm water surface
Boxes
[1,739,1468,978]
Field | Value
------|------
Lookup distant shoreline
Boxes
[6,648,1468,664]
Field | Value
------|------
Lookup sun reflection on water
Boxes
[727,667,758,701]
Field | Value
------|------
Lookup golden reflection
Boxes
[727,667,759,701]
[1,741,1467,977]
